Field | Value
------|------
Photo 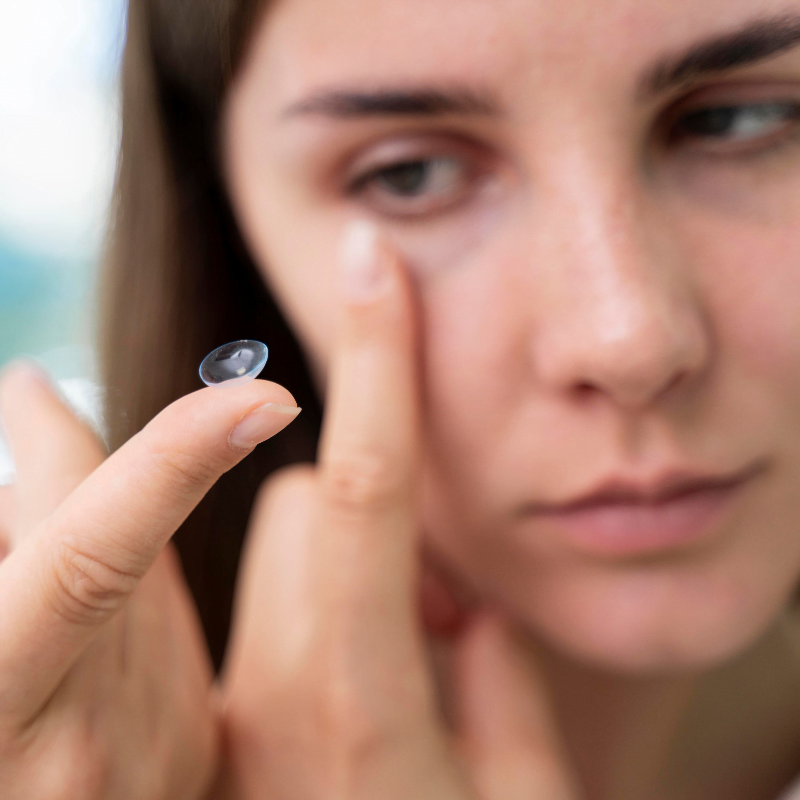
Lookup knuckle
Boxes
[46,536,140,626]
[322,450,406,515]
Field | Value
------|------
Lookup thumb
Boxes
[454,612,583,800]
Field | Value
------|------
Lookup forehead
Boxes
[247,0,788,100]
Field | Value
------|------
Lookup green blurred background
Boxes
[0,0,124,371]
[0,0,124,476]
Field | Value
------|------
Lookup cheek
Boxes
[416,196,800,671]
[696,227,800,390]
[669,156,800,387]
[418,241,533,503]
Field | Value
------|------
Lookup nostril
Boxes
[655,368,691,401]
[573,382,599,401]
[566,363,694,411]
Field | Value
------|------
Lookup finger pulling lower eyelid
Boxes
[339,219,395,302]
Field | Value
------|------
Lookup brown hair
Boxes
[99,0,322,669]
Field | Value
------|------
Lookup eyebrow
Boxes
[283,86,500,119]
[282,14,800,122]
[642,14,800,96]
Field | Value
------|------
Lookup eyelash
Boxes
[347,99,800,219]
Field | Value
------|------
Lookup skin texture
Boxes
[219,0,800,797]
[3,0,800,798]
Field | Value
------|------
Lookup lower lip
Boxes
[530,482,747,557]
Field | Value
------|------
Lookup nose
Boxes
[528,173,710,411]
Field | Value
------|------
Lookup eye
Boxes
[371,157,461,195]
[671,101,800,150]
[350,155,475,217]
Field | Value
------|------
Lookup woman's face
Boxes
[223,0,800,673]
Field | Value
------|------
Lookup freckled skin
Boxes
[223,0,800,673]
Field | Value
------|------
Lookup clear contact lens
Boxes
[199,340,268,387]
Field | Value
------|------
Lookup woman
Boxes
[2,0,800,797]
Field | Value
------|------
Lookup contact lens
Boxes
[199,340,269,387]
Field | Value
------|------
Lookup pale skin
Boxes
[3,0,800,798]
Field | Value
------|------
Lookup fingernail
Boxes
[229,403,302,450]
[340,220,392,302]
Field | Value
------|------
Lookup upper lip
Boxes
[526,461,768,514]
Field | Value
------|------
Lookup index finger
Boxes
[315,221,428,693]
[0,373,299,723]
[221,227,458,799]
[319,221,421,517]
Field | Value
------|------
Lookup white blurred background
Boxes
[0,0,125,479]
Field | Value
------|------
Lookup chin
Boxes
[493,559,796,674]
[428,519,799,674]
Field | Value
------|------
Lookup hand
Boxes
[217,227,583,800]
[0,364,300,799]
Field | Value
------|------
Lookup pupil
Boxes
[377,161,428,194]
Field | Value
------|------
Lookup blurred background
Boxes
[0,0,125,478]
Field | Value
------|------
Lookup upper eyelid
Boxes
[676,100,800,123]
[668,81,800,111]
[355,153,465,178]
[343,130,490,170]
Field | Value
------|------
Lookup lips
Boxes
[520,462,767,557]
